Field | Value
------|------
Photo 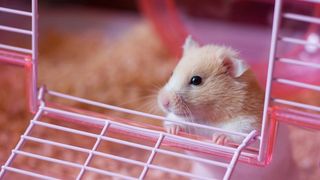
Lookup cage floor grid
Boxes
[0,93,257,180]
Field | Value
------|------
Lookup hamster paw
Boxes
[165,124,184,135]
[212,134,230,146]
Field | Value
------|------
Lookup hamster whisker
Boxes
[176,89,201,94]
[140,98,160,113]
[117,94,157,107]
[149,83,163,92]
[181,100,195,133]
[147,86,162,94]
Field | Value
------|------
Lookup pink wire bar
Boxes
[277,57,320,69]
[273,107,320,129]
[0,49,29,58]
[274,78,320,91]
[0,25,32,35]
[1,167,58,180]
[29,0,39,113]
[0,50,30,66]
[260,0,283,162]
[0,44,32,54]
[0,7,32,16]
[280,36,320,48]
[223,130,258,180]
[302,0,320,3]
[273,98,320,112]
[283,13,320,24]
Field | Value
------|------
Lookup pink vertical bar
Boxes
[265,108,279,165]
[223,130,258,180]
[29,0,38,113]
[259,0,282,161]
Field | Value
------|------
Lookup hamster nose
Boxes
[158,90,172,111]
[161,97,170,109]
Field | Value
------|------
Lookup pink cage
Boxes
[0,0,319,179]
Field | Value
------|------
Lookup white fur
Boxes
[183,35,199,55]
[216,116,257,142]
[217,116,257,132]
[164,77,180,92]
[164,113,187,128]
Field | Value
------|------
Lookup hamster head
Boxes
[158,36,250,122]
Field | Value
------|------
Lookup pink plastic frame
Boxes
[0,0,38,113]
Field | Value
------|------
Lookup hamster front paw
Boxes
[212,134,230,146]
[165,124,184,135]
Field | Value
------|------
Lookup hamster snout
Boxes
[158,89,171,110]
[157,89,186,116]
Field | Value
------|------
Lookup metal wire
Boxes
[0,105,257,180]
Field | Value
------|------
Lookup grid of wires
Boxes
[0,89,257,179]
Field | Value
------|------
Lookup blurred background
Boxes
[0,0,320,179]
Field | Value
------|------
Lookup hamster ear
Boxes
[223,58,248,78]
[183,35,200,54]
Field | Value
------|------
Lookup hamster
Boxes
[157,36,264,144]
[157,36,298,180]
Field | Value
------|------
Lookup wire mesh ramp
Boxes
[0,89,258,180]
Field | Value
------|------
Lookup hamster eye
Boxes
[190,76,202,86]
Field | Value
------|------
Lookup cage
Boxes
[0,0,319,179]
